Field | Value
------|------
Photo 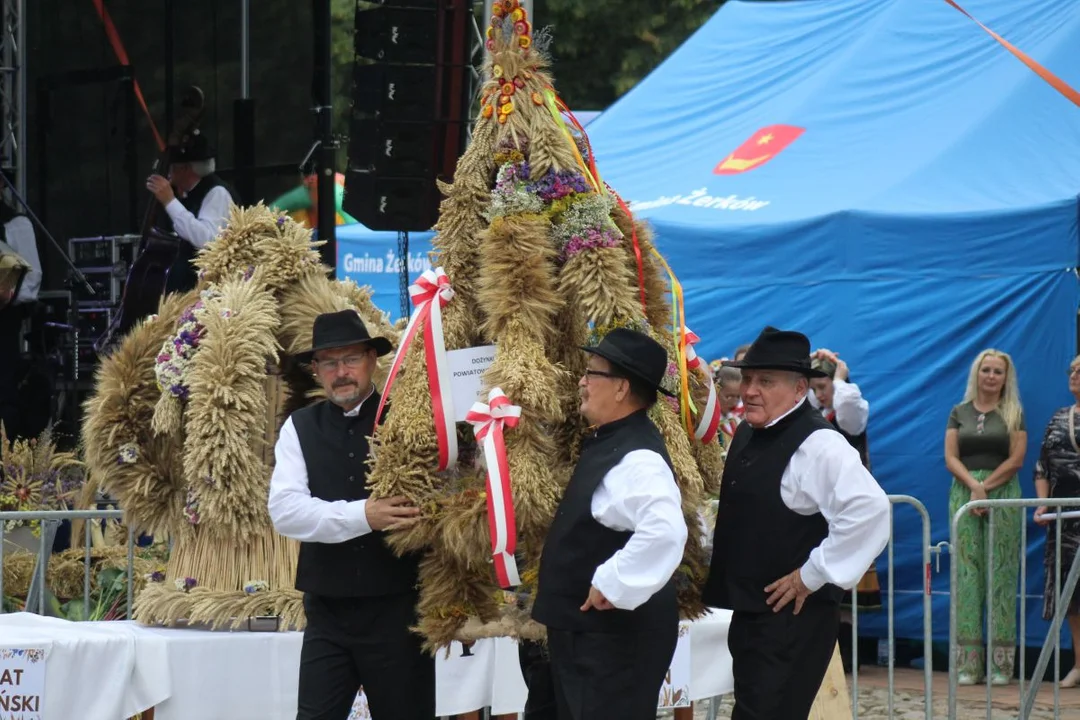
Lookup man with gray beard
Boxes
[268,310,433,720]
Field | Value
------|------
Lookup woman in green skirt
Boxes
[945,349,1027,686]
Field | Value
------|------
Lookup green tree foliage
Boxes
[536,0,724,108]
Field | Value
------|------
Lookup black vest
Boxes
[291,397,420,597]
[830,415,871,470]
[532,409,679,632]
[703,400,844,612]
[163,174,239,293]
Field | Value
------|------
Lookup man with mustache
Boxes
[702,326,890,720]
[268,310,432,720]
[531,328,688,720]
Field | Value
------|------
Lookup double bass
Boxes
[96,86,205,352]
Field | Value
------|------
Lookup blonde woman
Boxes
[945,349,1027,685]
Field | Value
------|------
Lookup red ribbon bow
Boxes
[466,388,522,589]
[684,327,721,445]
[376,268,458,471]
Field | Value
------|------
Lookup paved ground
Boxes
[661,666,1080,719]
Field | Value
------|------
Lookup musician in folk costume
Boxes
[703,326,889,720]
[145,131,238,293]
[531,328,688,720]
[0,201,41,438]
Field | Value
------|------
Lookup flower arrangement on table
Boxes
[81,203,401,632]
[0,427,84,535]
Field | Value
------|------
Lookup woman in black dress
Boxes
[1034,355,1080,688]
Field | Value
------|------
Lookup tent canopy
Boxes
[586,0,1080,642]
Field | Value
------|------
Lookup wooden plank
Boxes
[808,643,853,720]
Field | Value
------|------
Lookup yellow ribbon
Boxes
[648,248,696,434]
[542,89,601,193]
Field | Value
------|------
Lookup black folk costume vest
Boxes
[532,409,679,633]
[290,396,420,597]
[703,399,844,613]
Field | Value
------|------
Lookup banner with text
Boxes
[336,226,435,323]
[0,647,46,718]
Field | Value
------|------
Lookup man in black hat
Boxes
[146,130,239,292]
[702,326,890,720]
[531,328,688,720]
[268,310,433,720]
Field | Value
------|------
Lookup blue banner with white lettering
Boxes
[335,226,434,322]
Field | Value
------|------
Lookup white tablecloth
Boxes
[0,613,171,720]
[135,624,305,720]
[0,611,733,719]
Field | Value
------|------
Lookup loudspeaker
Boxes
[344,0,472,232]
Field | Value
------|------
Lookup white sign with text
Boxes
[0,647,46,718]
[446,345,496,421]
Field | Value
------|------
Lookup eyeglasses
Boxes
[313,354,369,373]
[583,369,621,382]
[1068,367,1080,377]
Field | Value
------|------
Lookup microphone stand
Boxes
[0,174,97,440]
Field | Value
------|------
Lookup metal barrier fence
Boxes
[6,499,1079,719]
[950,497,1080,720]
[847,495,937,720]
[0,509,134,618]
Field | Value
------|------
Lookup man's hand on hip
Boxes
[580,585,614,612]
[365,495,421,531]
[764,568,811,614]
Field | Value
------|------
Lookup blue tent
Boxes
[585,0,1080,645]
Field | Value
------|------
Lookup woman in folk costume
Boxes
[808,350,881,671]
[945,349,1026,686]
[713,362,744,451]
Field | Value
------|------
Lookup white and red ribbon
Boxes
[375,268,458,470]
[466,388,522,589]
[684,328,722,444]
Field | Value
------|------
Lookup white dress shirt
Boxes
[768,397,890,592]
[3,216,41,304]
[589,449,688,611]
[267,398,373,543]
[164,184,232,249]
[830,378,869,436]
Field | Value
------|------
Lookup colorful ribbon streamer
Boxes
[685,329,722,444]
[944,0,1080,108]
[647,249,695,436]
[606,184,649,314]
[91,0,165,151]
[466,388,522,589]
[375,268,458,471]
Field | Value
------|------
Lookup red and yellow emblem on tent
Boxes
[713,124,804,175]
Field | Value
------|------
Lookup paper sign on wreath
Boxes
[347,689,371,720]
[447,345,496,422]
[657,622,692,709]
[0,647,47,717]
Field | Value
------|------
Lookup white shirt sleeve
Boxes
[832,378,869,436]
[590,449,688,610]
[164,185,233,249]
[267,416,373,543]
[5,217,41,304]
[780,428,890,592]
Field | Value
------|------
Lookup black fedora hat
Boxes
[167,130,214,164]
[297,310,393,363]
[723,326,828,378]
[581,328,676,397]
